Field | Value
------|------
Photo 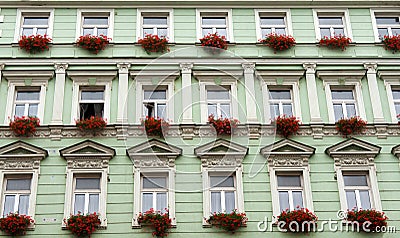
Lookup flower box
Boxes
[208,115,239,136]
[75,116,107,135]
[335,116,367,137]
[142,117,170,137]
[9,116,40,137]
[18,34,52,54]
[382,35,400,53]
[76,34,110,54]
[345,209,388,232]
[138,208,172,238]
[259,33,296,53]
[273,115,300,138]
[138,34,169,54]
[277,208,317,233]
[0,213,34,236]
[319,35,352,51]
[206,210,248,233]
[64,212,101,237]
[199,33,228,54]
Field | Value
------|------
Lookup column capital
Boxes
[117,63,131,74]
[180,63,193,74]
[54,63,68,74]
[242,63,255,74]
[364,63,377,73]
[303,63,316,73]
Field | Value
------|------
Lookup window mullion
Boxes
[355,190,362,210]
[24,103,29,116]
[278,102,283,115]
[84,193,89,215]
[342,102,347,118]
[153,191,157,211]
[221,190,226,212]
[288,190,294,211]
[14,194,20,213]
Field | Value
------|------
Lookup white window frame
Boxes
[371,9,400,42]
[326,138,382,212]
[67,71,116,124]
[341,172,373,210]
[196,9,234,42]
[136,9,174,41]
[205,85,233,119]
[209,173,237,213]
[276,172,305,211]
[14,9,54,42]
[255,9,293,40]
[12,87,41,118]
[330,88,358,121]
[313,9,353,41]
[378,71,400,123]
[317,71,366,123]
[1,174,33,217]
[76,9,114,40]
[142,87,168,120]
[140,174,169,213]
[78,86,106,120]
[72,174,102,215]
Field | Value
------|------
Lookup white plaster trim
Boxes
[136,8,174,42]
[196,9,234,42]
[75,9,114,41]
[370,9,400,42]
[254,9,293,41]
[379,71,400,123]
[312,8,353,41]
[13,8,55,43]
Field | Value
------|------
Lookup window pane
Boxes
[83,17,108,25]
[333,104,344,121]
[277,175,301,187]
[346,191,357,210]
[359,190,371,209]
[37,28,47,35]
[80,103,104,119]
[279,191,290,211]
[210,176,234,187]
[331,90,354,100]
[157,104,166,119]
[202,28,213,36]
[292,191,303,208]
[269,90,291,100]
[143,177,167,189]
[225,192,235,212]
[346,104,357,118]
[143,17,167,25]
[81,91,104,101]
[97,28,108,36]
[392,89,400,100]
[6,179,31,191]
[333,28,345,36]
[76,178,100,190]
[18,195,30,215]
[143,28,154,36]
[156,193,167,211]
[261,28,272,37]
[260,17,285,26]
[343,175,368,186]
[3,195,15,216]
[28,104,38,117]
[208,104,218,117]
[392,28,400,35]
[211,192,222,213]
[320,28,331,38]
[144,90,167,100]
[376,17,400,25]
[144,103,154,118]
[142,193,153,212]
[319,17,343,25]
[282,104,293,116]
[395,103,400,115]
[202,17,226,25]
[14,105,25,117]
[16,91,40,101]
[23,17,48,25]
[270,104,279,118]
[378,28,389,37]
[207,90,229,100]
[88,194,99,213]
[220,104,231,118]
[83,28,94,36]
[275,28,286,35]
[22,28,33,36]
[215,28,227,37]
[157,28,168,37]
[74,194,85,214]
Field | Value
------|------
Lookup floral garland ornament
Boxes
[335,116,367,138]
[345,209,388,232]
[18,34,52,54]
[142,117,170,137]
[208,114,239,136]
[9,116,40,137]
[206,210,248,234]
[273,115,300,138]
[277,208,318,233]
[382,35,400,53]
[0,213,34,236]
[319,35,352,51]
[75,116,107,135]
[259,33,296,53]
[76,34,111,54]
[199,33,228,54]
[138,34,169,54]
[65,212,101,238]
[137,208,172,238]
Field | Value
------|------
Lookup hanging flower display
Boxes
[206,210,248,234]
[208,115,239,136]
[18,34,52,54]
[142,117,170,137]
[382,35,400,53]
[199,33,228,53]
[335,116,367,137]
[259,33,296,53]
[138,34,169,54]
[272,115,300,138]
[345,209,388,232]
[64,212,101,238]
[277,208,318,233]
[75,116,107,135]
[76,34,111,54]
[9,116,40,137]
[319,35,352,51]
[0,213,34,236]
[137,208,172,238]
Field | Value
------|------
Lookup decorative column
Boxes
[242,63,258,123]
[116,63,130,124]
[303,63,322,123]
[364,63,385,123]
[180,63,193,124]
[51,63,68,125]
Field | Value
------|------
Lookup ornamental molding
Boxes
[363,63,377,73]
[180,63,193,74]
[242,63,255,74]
[0,141,48,170]
[193,69,243,81]
[67,158,109,169]
[2,70,54,82]
[54,63,69,74]
[130,69,180,81]
[333,156,375,167]
[67,70,117,82]
[391,144,400,159]
[316,70,365,81]
[116,63,131,74]
[256,70,304,82]
[303,63,316,73]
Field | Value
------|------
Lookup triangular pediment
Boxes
[260,139,315,157]
[127,139,182,157]
[391,144,400,158]
[0,141,48,158]
[325,138,380,157]
[60,140,115,158]
[195,139,248,157]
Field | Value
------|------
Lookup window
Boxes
[73,175,101,215]
[210,175,236,213]
[371,11,400,41]
[277,174,304,211]
[2,176,32,216]
[143,89,167,119]
[392,87,400,116]
[255,10,292,40]
[14,9,54,41]
[313,10,352,40]
[196,9,233,41]
[378,71,400,123]
[79,87,105,120]
[207,86,232,119]
[141,175,168,213]
[268,88,294,118]
[331,89,357,121]
[343,173,372,210]
[76,10,114,39]
[137,9,173,40]
[13,88,40,118]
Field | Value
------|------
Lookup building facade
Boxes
[0,0,399,237]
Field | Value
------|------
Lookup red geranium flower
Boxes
[75,116,107,135]
[346,209,388,232]
[335,116,367,138]
[64,212,101,238]
[138,208,172,238]
[141,117,170,137]
[319,35,352,51]
[0,213,34,236]
[76,35,111,54]
[259,33,296,53]
[206,210,247,233]
[199,33,228,54]
[9,116,40,137]
[382,35,400,53]
[138,34,169,54]
[277,208,318,233]
[18,34,52,54]
[208,114,239,136]
[273,115,300,138]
